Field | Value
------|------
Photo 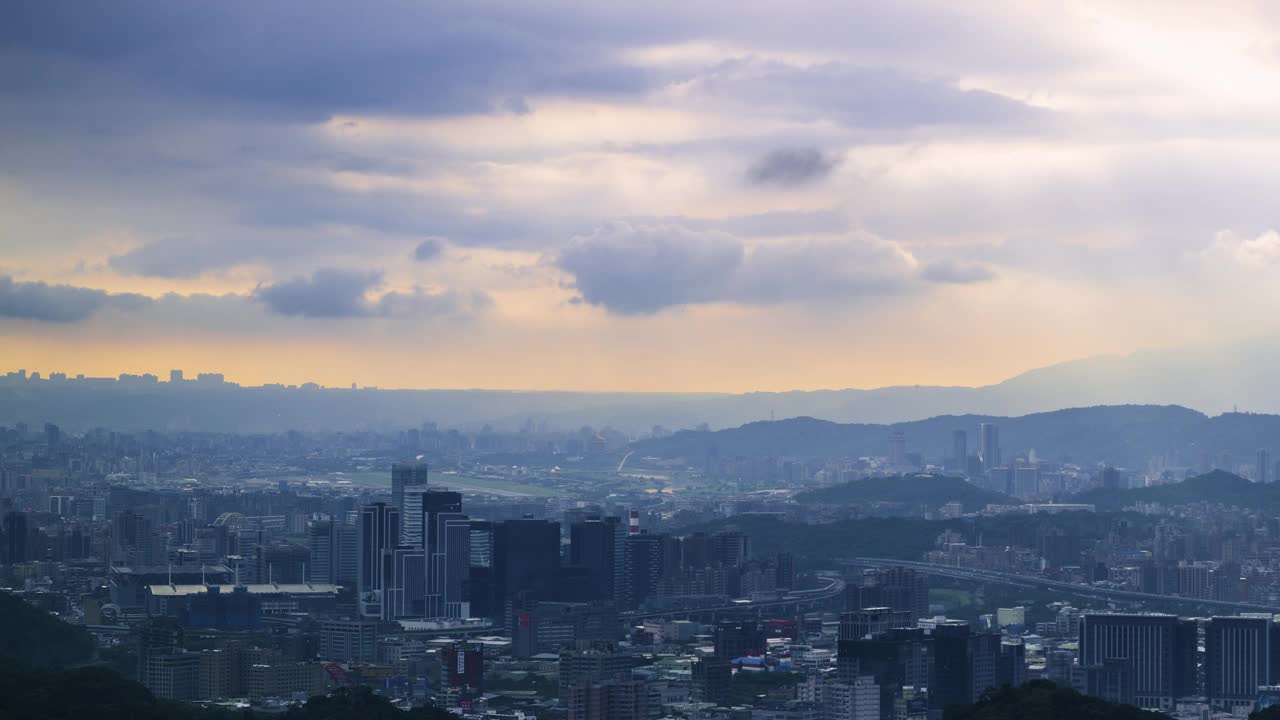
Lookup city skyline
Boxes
[7,3,1280,392]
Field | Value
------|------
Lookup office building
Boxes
[570,516,625,602]
[951,430,967,472]
[1260,451,1272,484]
[358,502,400,618]
[566,675,651,720]
[1101,467,1123,491]
[426,503,470,618]
[1079,613,1198,710]
[318,618,377,663]
[492,518,561,615]
[1206,615,1273,710]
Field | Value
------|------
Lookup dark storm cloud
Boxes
[413,238,446,262]
[746,148,841,186]
[556,223,936,314]
[254,267,490,319]
[0,275,151,323]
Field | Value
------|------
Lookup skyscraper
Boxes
[621,532,667,610]
[425,493,470,618]
[570,516,624,602]
[1101,467,1123,491]
[1205,615,1272,711]
[492,518,561,614]
[979,423,1000,471]
[358,502,400,618]
[1079,613,1198,710]
[391,461,429,545]
[951,430,967,472]
[306,521,336,584]
[1259,451,1271,484]
[888,431,906,467]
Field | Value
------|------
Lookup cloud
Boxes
[109,238,233,278]
[254,267,489,319]
[413,237,446,262]
[556,222,938,313]
[558,222,744,314]
[676,57,1040,130]
[0,275,151,323]
[746,147,840,186]
[920,259,997,284]
[254,268,386,318]
[1203,230,1280,268]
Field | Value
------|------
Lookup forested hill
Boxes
[795,475,1011,512]
[1072,470,1276,511]
[0,591,95,668]
[631,404,1280,467]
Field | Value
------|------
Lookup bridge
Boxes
[850,557,1280,615]
[621,574,846,622]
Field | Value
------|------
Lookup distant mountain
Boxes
[795,475,1011,512]
[1073,469,1276,510]
[4,335,1280,432]
[631,405,1280,468]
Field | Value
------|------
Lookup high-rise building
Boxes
[1206,615,1273,710]
[951,430,967,472]
[169,369,184,383]
[306,520,337,584]
[710,530,750,567]
[621,533,668,610]
[566,675,650,720]
[715,619,767,659]
[978,423,1000,471]
[837,627,934,720]
[492,518,561,615]
[385,544,426,619]
[888,431,907,467]
[930,621,973,710]
[559,644,634,701]
[692,655,732,706]
[318,618,377,663]
[846,567,929,622]
[1259,451,1272,484]
[392,462,429,545]
[1101,467,1123,491]
[358,502,400,618]
[426,498,470,618]
[570,516,625,602]
[1079,613,1198,710]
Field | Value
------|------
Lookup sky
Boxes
[3,1,1280,392]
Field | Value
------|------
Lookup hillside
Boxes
[631,405,1280,467]
[945,680,1164,720]
[795,475,1011,512]
[0,591,95,668]
[1073,470,1274,510]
